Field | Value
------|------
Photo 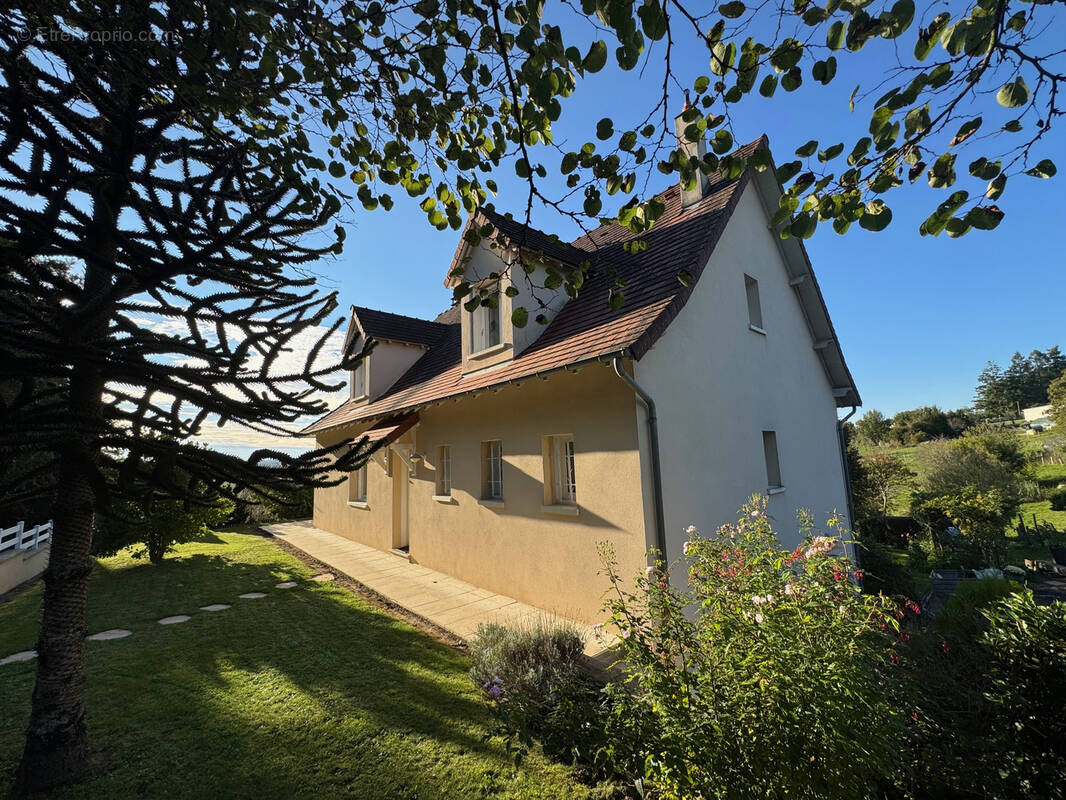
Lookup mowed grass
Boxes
[0,531,590,799]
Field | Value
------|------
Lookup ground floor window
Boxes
[481,440,503,500]
[436,445,451,496]
[544,434,577,505]
[349,464,367,503]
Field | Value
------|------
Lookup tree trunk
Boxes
[11,446,97,794]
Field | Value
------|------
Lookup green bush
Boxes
[935,578,1024,642]
[1050,487,1066,511]
[600,498,909,799]
[980,593,1066,795]
[469,621,603,770]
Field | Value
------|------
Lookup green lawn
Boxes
[0,532,591,799]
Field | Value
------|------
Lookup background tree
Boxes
[855,409,892,446]
[891,406,954,445]
[1047,370,1066,429]
[974,347,1065,417]
[860,452,917,516]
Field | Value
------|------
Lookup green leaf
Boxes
[328,161,346,178]
[608,288,625,311]
[818,143,844,162]
[720,0,746,18]
[964,205,1004,231]
[769,39,803,72]
[596,118,614,140]
[561,152,578,174]
[711,129,734,154]
[759,74,778,97]
[638,1,668,40]
[796,140,818,158]
[986,173,1007,200]
[859,201,893,231]
[694,75,710,94]
[950,117,982,146]
[967,157,1001,180]
[928,153,957,188]
[826,20,846,51]
[1025,159,1056,178]
[583,40,608,73]
[511,307,529,328]
[776,160,802,184]
[790,212,817,239]
[996,77,1030,108]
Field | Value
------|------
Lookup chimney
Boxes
[673,92,709,208]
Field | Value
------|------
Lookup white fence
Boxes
[0,520,53,556]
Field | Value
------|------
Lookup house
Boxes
[301,124,860,623]
[1022,404,1055,432]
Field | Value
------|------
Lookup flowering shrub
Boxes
[600,496,910,800]
[469,621,603,771]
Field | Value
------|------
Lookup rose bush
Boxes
[600,496,911,800]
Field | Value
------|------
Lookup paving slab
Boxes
[0,650,36,666]
[239,592,267,599]
[200,604,231,612]
[158,615,191,625]
[87,629,131,641]
[275,581,298,589]
[262,520,608,659]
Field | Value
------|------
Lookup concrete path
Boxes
[262,520,611,660]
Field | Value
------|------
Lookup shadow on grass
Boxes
[0,536,574,799]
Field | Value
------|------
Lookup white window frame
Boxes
[545,434,577,505]
[762,430,784,492]
[745,274,765,334]
[471,288,502,354]
[351,360,367,399]
[481,439,504,500]
[348,465,368,504]
[435,444,452,497]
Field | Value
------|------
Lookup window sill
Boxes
[767,486,786,496]
[541,504,579,517]
[478,498,505,509]
[749,324,767,336]
[347,500,370,509]
[469,342,509,360]
[432,495,457,504]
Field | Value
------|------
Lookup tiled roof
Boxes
[302,136,857,436]
[477,207,590,267]
[351,306,450,347]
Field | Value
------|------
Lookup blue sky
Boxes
[304,18,1065,424]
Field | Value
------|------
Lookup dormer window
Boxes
[471,289,501,354]
[351,360,367,399]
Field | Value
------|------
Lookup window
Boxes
[762,430,783,490]
[435,445,451,497]
[544,434,577,505]
[349,465,367,503]
[481,439,504,500]
[351,360,366,398]
[745,274,764,332]
[471,289,502,353]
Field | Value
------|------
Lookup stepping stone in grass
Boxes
[87,629,132,641]
[238,592,267,599]
[0,650,37,666]
[312,573,335,582]
[200,604,231,612]
[158,615,191,625]
[275,581,298,589]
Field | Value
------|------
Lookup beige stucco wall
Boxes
[313,363,649,622]
[634,181,851,565]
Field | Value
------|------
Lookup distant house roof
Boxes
[303,136,859,436]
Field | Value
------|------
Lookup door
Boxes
[391,445,410,551]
